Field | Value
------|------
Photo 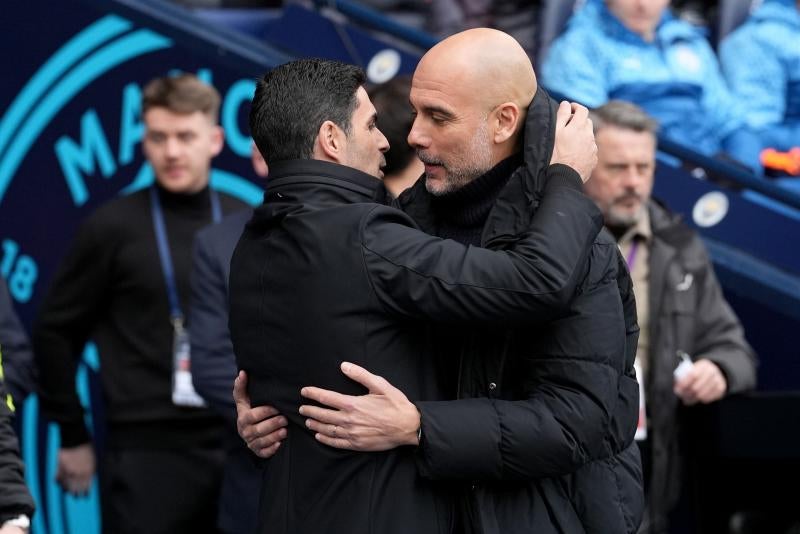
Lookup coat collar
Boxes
[266,159,381,200]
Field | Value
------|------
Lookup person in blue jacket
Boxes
[541,0,761,171]
[720,0,800,162]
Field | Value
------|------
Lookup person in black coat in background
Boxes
[229,55,602,534]
[240,29,644,534]
[1,345,35,533]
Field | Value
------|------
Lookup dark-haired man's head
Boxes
[586,100,659,231]
[368,76,423,196]
[250,58,388,178]
[141,73,224,194]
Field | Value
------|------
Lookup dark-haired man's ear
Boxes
[492,102,521,145]
[314,120,347,163]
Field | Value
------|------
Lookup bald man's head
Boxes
[420,29,537,112]
[407,29,538,195]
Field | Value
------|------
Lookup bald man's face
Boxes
[407,64,495,196]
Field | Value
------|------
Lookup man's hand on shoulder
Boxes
[233,371,288,458]
[550,101,597,183]
[300,362,420,451]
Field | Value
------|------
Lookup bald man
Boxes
[239,31,644,533]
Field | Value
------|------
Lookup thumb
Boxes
[233,370,251,407]
[555,100,572,130]
[341,361,393,394]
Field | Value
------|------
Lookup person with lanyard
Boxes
[582,100,756,534]
[33,73,247,533]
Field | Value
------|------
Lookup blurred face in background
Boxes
[584,125,656,229]
[606,0,670,41]
[143,108,224,193]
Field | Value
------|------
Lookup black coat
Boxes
[408,88,645,534]
[229,157,602,534]
[0,376,34,524]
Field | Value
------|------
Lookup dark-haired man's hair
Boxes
[249,59,365,163]
[368,76,414,176]
[142,73,221,122]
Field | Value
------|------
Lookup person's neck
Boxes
[154,180,211,211]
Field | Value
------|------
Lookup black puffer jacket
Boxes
[409,88,645,534]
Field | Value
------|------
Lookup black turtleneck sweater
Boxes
[429,154,521,246]
[34,184,247,449]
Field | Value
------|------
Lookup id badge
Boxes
[634,358,647,441]
[171,317,207,408]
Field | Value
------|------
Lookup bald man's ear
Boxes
[491,102,522,145]
[314,120,347,163]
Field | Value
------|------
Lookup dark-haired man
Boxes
[230,56,604,533]
[34,73,247,533]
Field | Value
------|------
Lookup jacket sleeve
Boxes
[33,216,113,447]
[540,27,609,107]
[189,228,238,426]
[0,359,35,522]
[363,167,603,325]
[720,24,787,131]
[0,278,36,406]
[688,238,757,394]
[413,240,633,481]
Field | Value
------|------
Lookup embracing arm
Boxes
[367,102,601,326]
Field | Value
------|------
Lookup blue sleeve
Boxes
[0,278,35,405]
[540,30,609,107]
[720,24,788,129]
[189,230,238,427]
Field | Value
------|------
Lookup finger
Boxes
[254,440,281,459]
[241,411,285,441]
[241,405,281,426]
[254,414,288,435]
[568,103,589,126]
[249,426,288,451]
[300,386,353,410]
[340,361,394,395]
[299,404,346,425]
[306,418,342,439]
[233,371,251,408]
[555,100,572,129]
[314,432,355,450]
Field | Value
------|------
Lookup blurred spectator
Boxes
[367,76,423,197]
[0,350,34,534]
[585,100,757,534]
[541,0,762,171]
[0,278,35,407]
[189,143,276,534]
[33,73,248,533]
[720,0,800,165]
